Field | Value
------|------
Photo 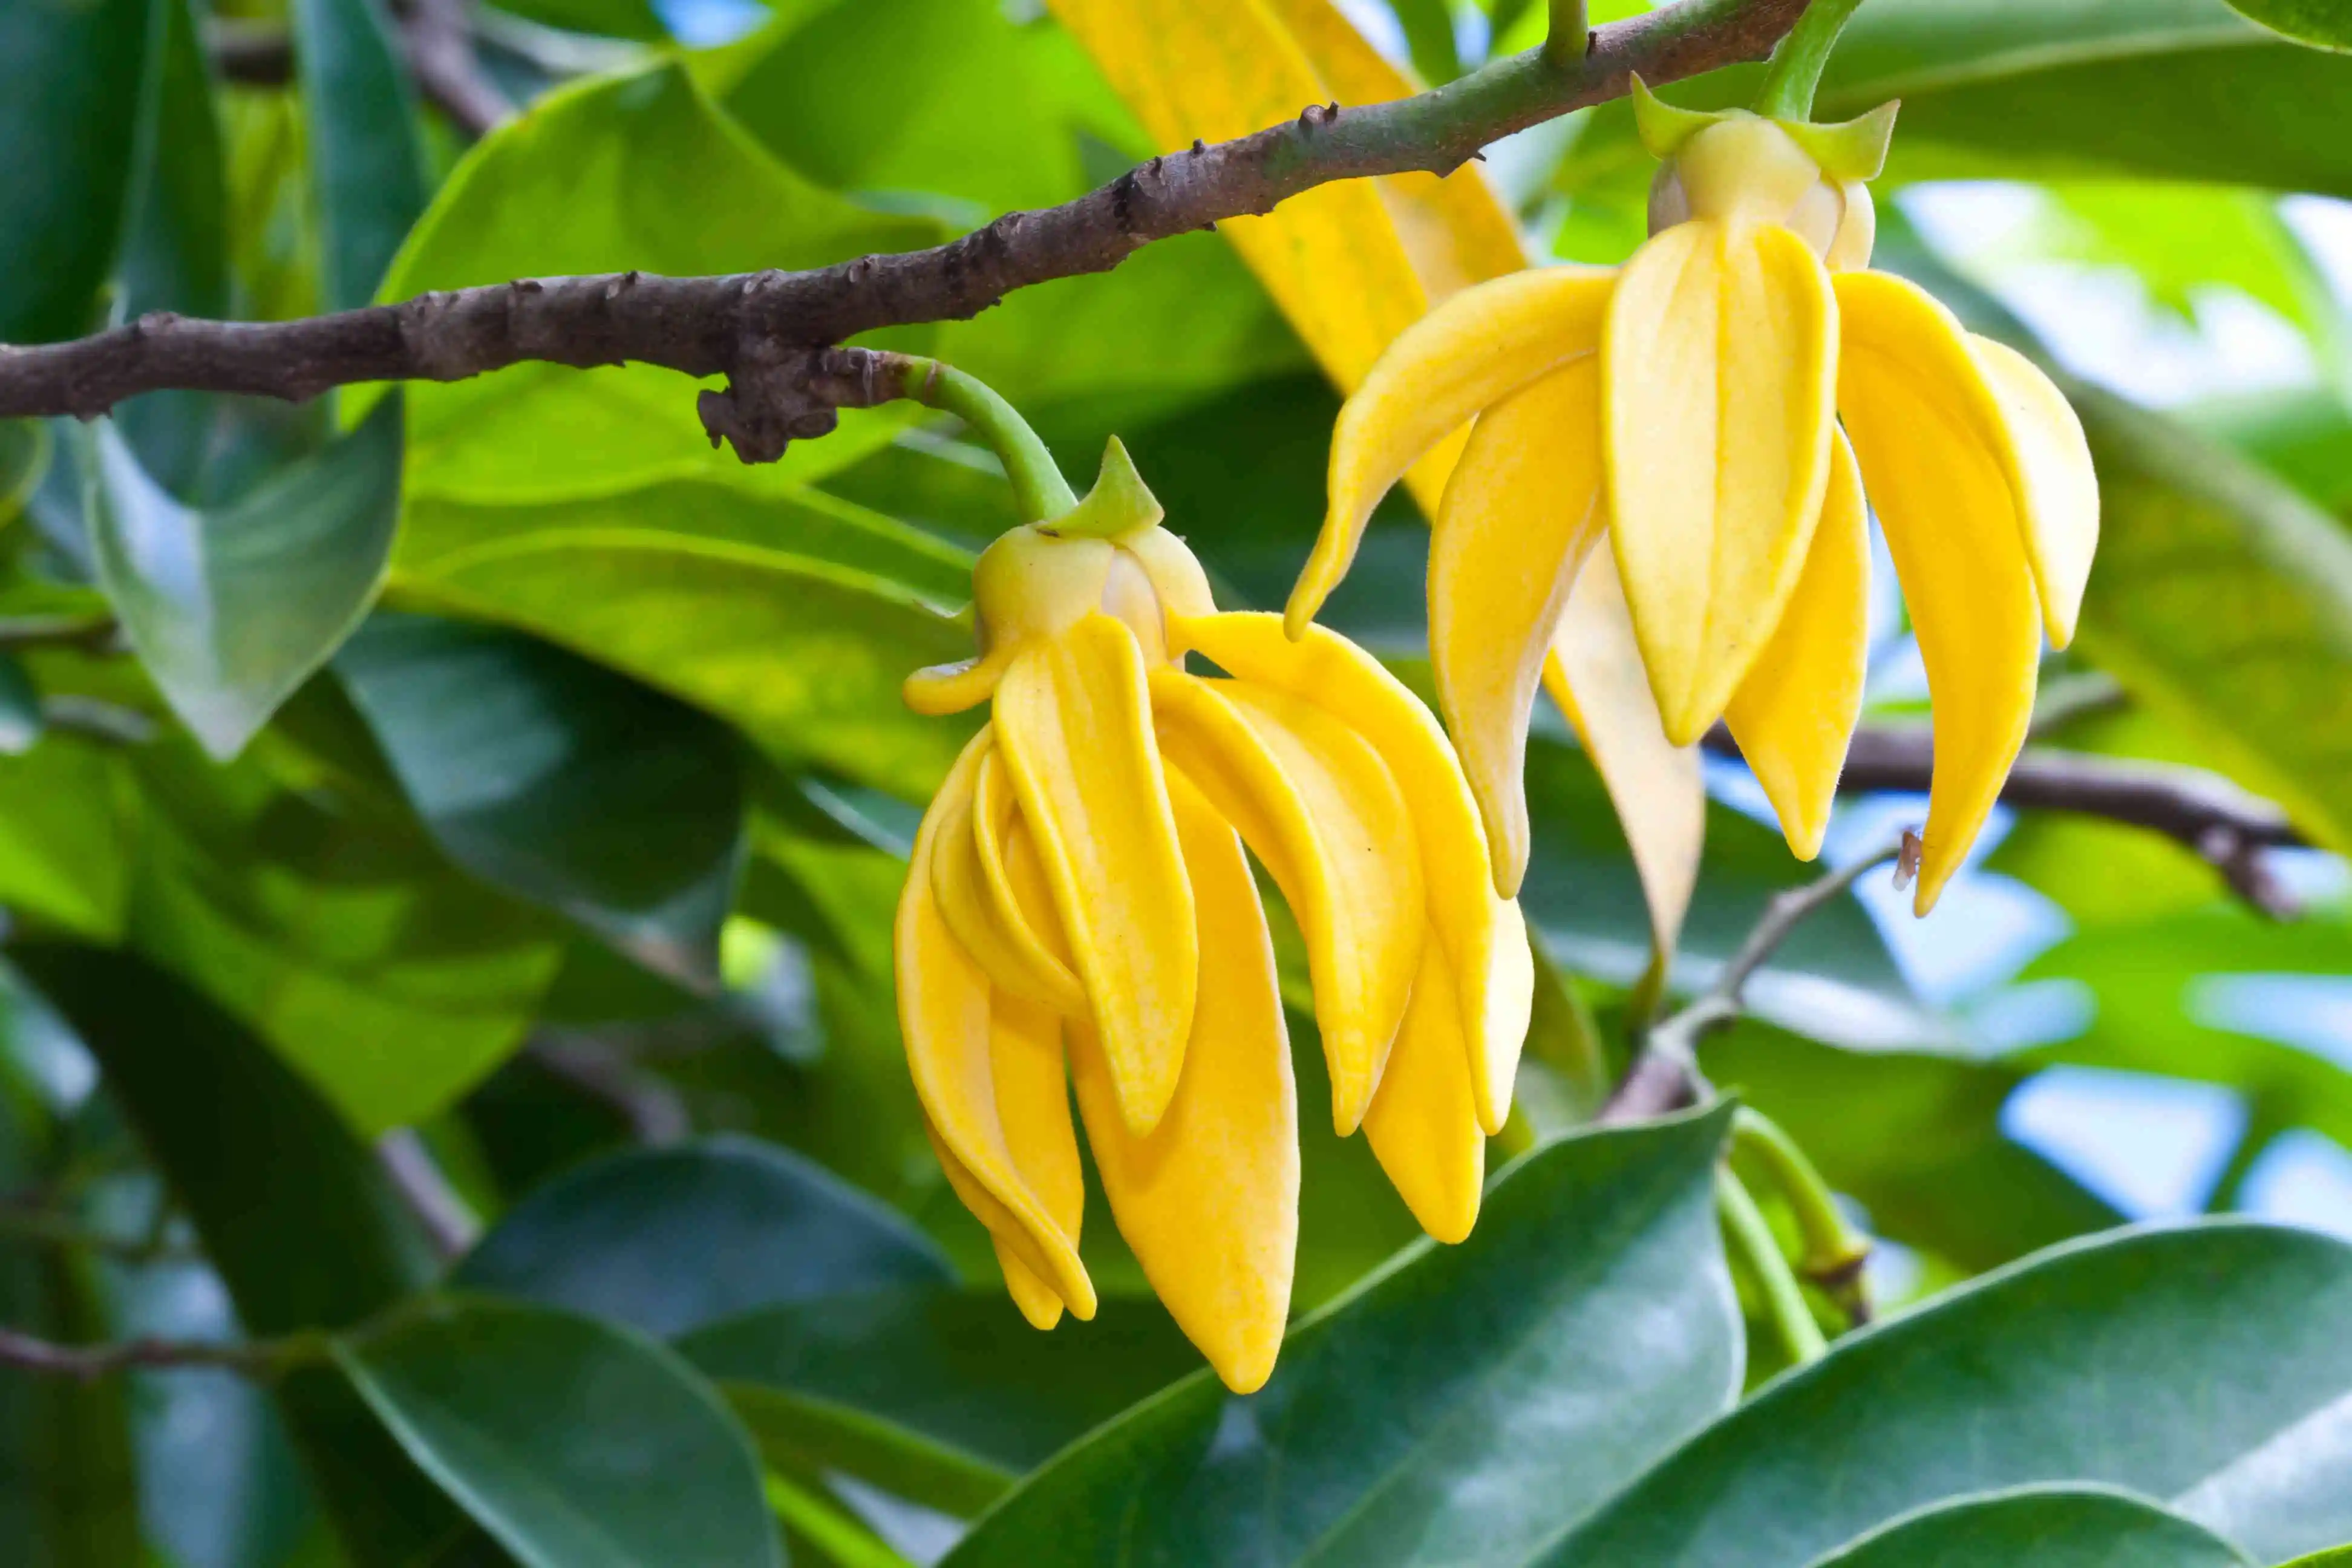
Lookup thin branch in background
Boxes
[41,696,157,746]
[0,1323,316,1382]
[376,1129,481,1259]
[1598,835,1912,1127]
[7,0,1811,443]
[526,1034,693,1146]
[0,1194,194,1263]
[207,3,512,139]
[0,613,123,655]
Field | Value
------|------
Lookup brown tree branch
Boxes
[10,0,1809,458]
[1705,725,2309,918]
[210,2,512,140]
[0,1323,316,1382]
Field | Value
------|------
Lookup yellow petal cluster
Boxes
[1289,100,2100,915]
[899,514,1532,1392]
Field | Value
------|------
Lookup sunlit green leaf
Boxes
[2223,0,2352,50]
[0,738,134,942]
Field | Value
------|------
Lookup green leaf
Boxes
[379,62,939,502]
[456,1136,953,1338]
[0,738,135,941]
[1809,1484,2254,1568]
[1545,1222,2352,1567]
[89,396,405,760]
[2221,0,2352,50]
[123,732,566,1134]
[0,0,147,343]
[293,0,431,313]
[339,1297,782,1568]
[681,1287,1200,1518]
[0,652,45,756]
[10,944,466,1567]
[943,1109,1740,1567]
[336,612,749,988]
[2281,1547,2352,1568]
[488,0,670,42]
[2183,387,2352,518]
[1392,0,1465,83]
[2065,384,2352,859]
[0,420,50,523]
[391,529,972,802]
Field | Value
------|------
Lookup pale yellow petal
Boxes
[993,619,1196,1134]
[904,651,1011,717]
[900,742,1095,1317]
[996,1244,1065,1331]
[1361,947,1483,1245]
[1429,357,1607,897]
[967,750,1087,1014]
[1969,334,2100,648]
[1544,550,1705,958]
[1148,667,1422,1134]
[1604,219,1838,744]
[1287,266,1616,636]
[1722,426,1870,861]
[1836,271,2041,915]
[1071,769,1298,1395]
[1176,610,1530,1135]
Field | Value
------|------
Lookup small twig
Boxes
[0,1323,320,1382]
[1716,1168,1827,1366]
[0,615,122,655]
[375,1130,480,1259]
[41,696,156,746]
[0,1198,194,1263]
[1599,837,1909,1125]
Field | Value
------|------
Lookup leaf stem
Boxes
[891,356,1077,524]
[1544,0,1590,65]
[1732,1107,1870,1303]
[1752,0,1866,120]
[1717,1168,1828,1365]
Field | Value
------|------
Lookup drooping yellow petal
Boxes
[1361,947,1483,1244]
[930,754,1086,1015]
[1836,271,2042,915]
[967,750,1087,1014]
[1969,334,2100,648]
[989,990,1085,1269]
[993,618,1196,1134]
[1070,770,1298,1395]
[1722,426,1870,861]
[1429,358,1607,897]
[1545,549,1705,959]
[1148,668,1422,1135]
[904,650,1012,717]
[1289,266,1616,636]
[1176,611,1531,1135]
[900,743,1095,1318]
[996,1244,1065,1331]
[1603,218,1838,744]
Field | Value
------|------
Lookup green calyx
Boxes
[1043,437,1165,541]
[1631,76,1899,183]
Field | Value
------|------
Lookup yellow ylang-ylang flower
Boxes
[897,438,1533,1394]
[1285,83,2101,915]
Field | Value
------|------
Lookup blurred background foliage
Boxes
[4,0,2352,1563]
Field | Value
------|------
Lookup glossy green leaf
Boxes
[682,1287,1201,1518]
[379,62,938,501]
[0,0,147,344]
[456,1135,953,1337]
[123,732,566,1134]
[89,396,405,760]
[1546,1223,2352,1566]
[391,529,971,802]
[2184,387,2352,518]
[294,0,431,313]
[0,739,134,942]
[2221,0,2352,50]
[10,944,466,1567]
[944,1109,1740,1568]
[337,612,748,988]
[2280,1547,2352,1568]
[0,652,45,755]
[340,1297,782,1568]
[1809,1484,2253,1568]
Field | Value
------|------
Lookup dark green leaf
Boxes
[2218,0,2352,51]
[337,612,749,988]
[10,944,464,1567]
[90,396,405,760]
[1809,1485,2253,1568]
[944,1109,1739,1568]
[682,1287,1200,1517]
[1546,1222,2352,1566]
[340,1297,782,1568]
[456,1136,953,1337]
[0,0,148,343]
[294,0,431,313]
